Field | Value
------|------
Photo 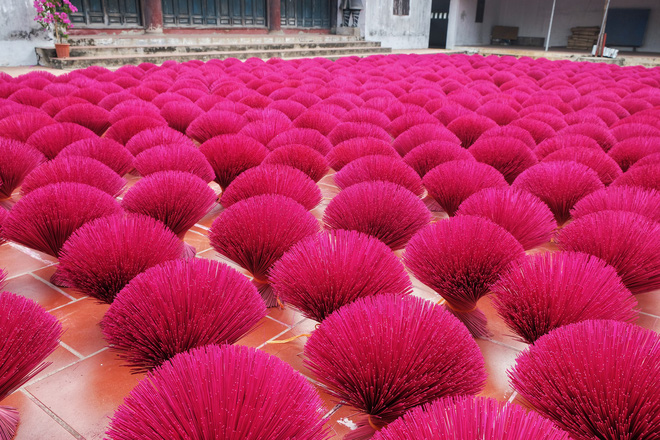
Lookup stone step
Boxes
[38,40,382,58]
[43,46,393,69]
[67,33,363,47]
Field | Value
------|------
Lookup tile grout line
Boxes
[59,341,85,360]
[8,242,57,265]
[48,295,89,313]
[20,389,84,440]
[478,336,523,352]
[4,263,58,282]
[30,273,77,301]
[23,347,109,388]
[639,310,660,319]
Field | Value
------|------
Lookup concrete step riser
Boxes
[68,35,363,47]
[43,41,382,57]
[48,48,392,68]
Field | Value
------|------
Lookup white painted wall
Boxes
[364,0,432,49]
[0,0,51,66]
[447,0,501,47]
[494,0,660,51]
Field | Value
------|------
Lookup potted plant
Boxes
[33,0,78,58]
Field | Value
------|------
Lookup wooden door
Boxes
[281,0,330,28]
[429,0,450,48]
[70,0,141,26]
[162,0,266,26]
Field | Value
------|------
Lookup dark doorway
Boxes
[70,0,142,26]
[429,0,450,48]
[161,0,267,26]
[281,0,330,28]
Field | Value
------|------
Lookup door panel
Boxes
[281,0,330,28]
[429,0,450,48]
[163,0,266,26]
[70,0,141,26]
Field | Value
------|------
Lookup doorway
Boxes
[429,0,450,48]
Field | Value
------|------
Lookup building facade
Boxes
[1,0,659,67]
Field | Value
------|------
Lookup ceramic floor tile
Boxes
[195,203,224,228]
[182,228,212,254]
[0,245,55,279]
[50,298,110,357]
[26,350,144,440]
[637,313,660,333]
[2,274,73,311]
[2,391,76,440]
[260,319,317,377]
[636,289,660,317]
[29,345,81,384]
[267,304,307,327]
[30,266,87,299]
[235,316,289,348]
[475,338,521,402]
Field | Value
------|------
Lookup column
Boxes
[269,0,282,31]
[143,0,164,33]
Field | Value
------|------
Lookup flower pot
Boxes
[55,43,70,58]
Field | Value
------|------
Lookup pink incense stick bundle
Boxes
[121,171,216,256]
[58,137,134,176]
[102,258,266,372]
[3,182,122,258]
[513,161,604,223]
[21,156,126,197]
[268,127,333,155]
[124,126,193,156]
[0,112,55,143]
[542,146,622,185]
[220,164,321,210]
[509,320,660,440]
[26,122,97,160]
[456,187,557,250]
[392,124,461,157]
[0,292,62,440]
[533,134,601,160]
[54,103,111,136]
[0,138,45,199]
[446,114,498,148]
[262,144,329,183]
[402,141,474,177]
[468,136,538,184]
[423,160,508,216]
[492,252,638,344]
[132,143,215,183]
[326,137,399,171]
[186,110,247,143]
[611,163,660,191]
[106,345,329,440]
[270,230,413,322]
[105,115,167,146]
[199,134,270,191]
[324,180,430,251]
[571,185,660,222]
[210,194,320,307]
[57,214,184,304]
[557,210,660,294]
[372,396,570,440]
[334,154,423,196]
[404,215,525,337]
[305,294,486,440]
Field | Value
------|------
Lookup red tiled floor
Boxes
[235,316,289,348]
[0,244,56,279]
[29,345,81,384]
[3,391,76,440]
[3,274,72,311]
[636,289,660,317]
[31,266,87,299]
[26,350,144,440]
[50,298,110,357]
[475,339,521,402]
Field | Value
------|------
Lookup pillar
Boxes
[269,0,281,31]
[143,0,164,33]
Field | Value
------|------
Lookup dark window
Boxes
[476,0,485,23]
[393,0,409,16]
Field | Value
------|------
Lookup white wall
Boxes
[364,0,432,49]
[447,0,501,47]
[0,0,51,66]
[494,0,660,51]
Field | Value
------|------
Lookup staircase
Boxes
[36,33,392,69]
